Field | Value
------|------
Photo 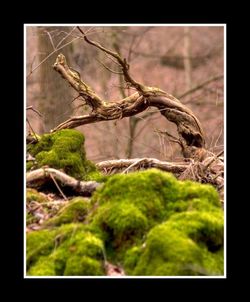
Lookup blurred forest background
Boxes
[26,25,224,162]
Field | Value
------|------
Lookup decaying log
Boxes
[26,168,101,195]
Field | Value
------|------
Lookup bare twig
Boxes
[26,118,38,141]
[55,26,77,48]
[49,172,68,201]
[179,74,224,100]
[45,30,56,50]
[77,26,145,93]
[204,150,224,169]
[26,106,43,117]
[27,37,79,78]
[154,129,182,146]
[122,158,146,174]
[96,59,123,75]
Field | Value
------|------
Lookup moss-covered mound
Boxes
[44,197,90,227]
[26,169,224,276]
[124,210,223,276]
[27,129,97,180]
[27,223,105,276]
[89,169,224,275]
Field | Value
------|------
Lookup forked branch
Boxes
[52,32,206,159]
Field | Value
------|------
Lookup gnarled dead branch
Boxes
[52,27,206,159]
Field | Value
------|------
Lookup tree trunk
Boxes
[183,27,192,91]
[37,26,74,133]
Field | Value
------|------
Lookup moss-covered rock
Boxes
[27,223,105,276]
[124,209,224,276]
[27,129,97,180]
[44,197,90,227]
[88,169,223,275]
[91,169,179,229]
[91,169,221,247]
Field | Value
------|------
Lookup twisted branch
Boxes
[52,31,207,159]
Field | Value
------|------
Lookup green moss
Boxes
[91,169,222,254]
[92,169,179,226]
[202,248,224,275]
[64,256,104,276]
[44,197,90,226]
[27,256,56,276]
[127,210,224,276]
[133,226,203,276]
[27,129,97,180]
[26,188,47,203]
[27,223,84,270]
[50,229,105,276]
[86,170,110,182]
[179,181,220,207]
[26,223,105,276]
[26,161,35,171]
[26,228,57,269]
[93,202,148,248]
[123,246,143,274]
[166,210,224,252]
[26,212,39,225]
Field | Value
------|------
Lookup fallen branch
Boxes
[96,158,188,174]
[97,157,224,194]
[26,168,101,195]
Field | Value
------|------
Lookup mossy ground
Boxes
[26,134,224,277]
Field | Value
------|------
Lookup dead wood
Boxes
[96,158,188,175]
[97,156,224,198]
[42,29,224,198]
[52,27,207,159]
[26,167,101,195]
